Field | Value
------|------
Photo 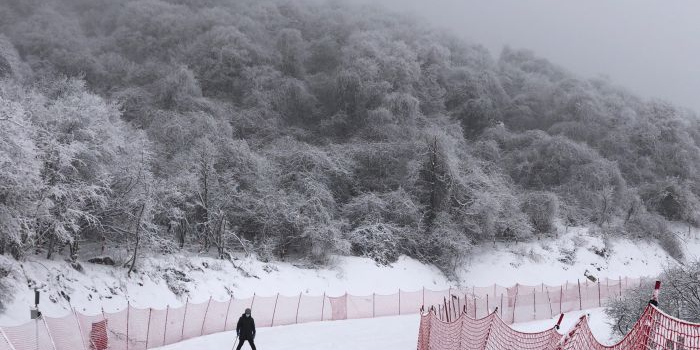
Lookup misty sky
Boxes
[345,0,700,112]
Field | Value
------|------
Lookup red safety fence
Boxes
[418,282,700,349]
[0,277,645,350]
[417,308,561,350]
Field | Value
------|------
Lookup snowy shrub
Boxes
[163,268,191,297]
[658,233,684,261]
[640,179,700,225]
[418,213,473,278]
[606,262,700,338]
[0,256,17,312]
[348,223,400,265]
[624,212,684,260]
[521,191,559,233]
[557,247,576,265]
[605,281,655,338]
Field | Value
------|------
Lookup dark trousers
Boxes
[236,338,256,350]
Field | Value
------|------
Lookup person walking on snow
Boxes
[236,308,256,350]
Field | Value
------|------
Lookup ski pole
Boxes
[231,334,239,350]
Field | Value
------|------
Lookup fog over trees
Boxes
[0,0,698,275]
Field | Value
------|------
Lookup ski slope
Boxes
[154,308,614,350]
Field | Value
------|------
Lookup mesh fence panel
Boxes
[271,295,300,326]
[145,308,167,349]
[127,306,150,350]
[400,290,422,315]
[163,305,185,346]
[373,293,399,318]
[296,295,324,324]
[75,312,105,350]
[226,297,253,331]
[424,288,449,310]
[2,320,55,350]
[103,309,127,350]
[44,314,85,350]
[419,298,700,350]
[0,329,15,350]
[202,299,230,335]
[327,295,347,321]
[346,294,372,320]
[181,301,208,340]
[0,276,650,350]
[250,296,276,327]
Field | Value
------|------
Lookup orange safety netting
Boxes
[417,303,700,349]
[0,277,645,350]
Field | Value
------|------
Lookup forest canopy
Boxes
[1,0,698,275]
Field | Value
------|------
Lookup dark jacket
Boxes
[236,314,256,339]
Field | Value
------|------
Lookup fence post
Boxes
[72,308,88,350]
[145,308,152,349]
[398,289,401,315]
[545,287,553,318]
[443,297,449,322]
[163,305,169,346]
[464,293,468,317]
[533,288,536,320]
[180,298,188,342]
[598,281,601,307]
[511,291,517,323]
[559,286,563,314]
[320,292,326,321]
[41,318,57,350]
[295,293,302,324]
[223,297,232,332]
[271,293,280,327]
[372,293,375,318]
[457,295,462,316]
[500,293,503,318]
[473,295,476,318]
[486,293,489,314]
[619,276,622,296]
[577,279,582,310]
[200,297,212,336]
[127,301,130,350]
[422,287,425,307]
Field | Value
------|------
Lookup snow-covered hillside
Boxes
[458,225,699,286]
[1,225,697,330]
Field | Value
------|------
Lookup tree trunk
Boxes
[217,217,226,259]
[128,203,146,277]
[46,235,56,259]
[69,241,79,262]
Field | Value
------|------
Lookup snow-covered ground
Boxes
[156,314,421,350]
[458,225,699,286]
[2,224,698,338]
[0,255,452,326]
[153,308,615,350]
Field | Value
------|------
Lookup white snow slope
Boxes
[2,224,699,347]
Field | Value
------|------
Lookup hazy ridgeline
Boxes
[0,0,698,275]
